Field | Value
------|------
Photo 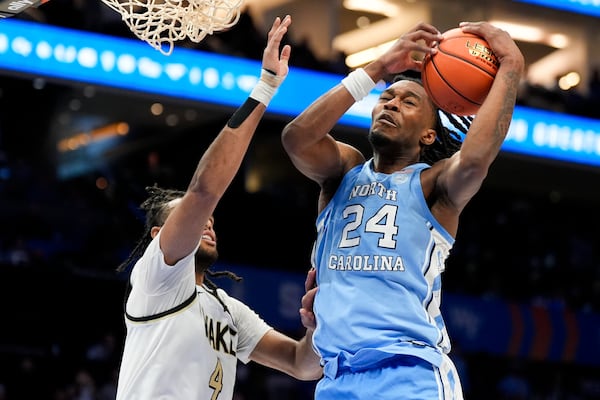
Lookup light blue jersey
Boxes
[312,159,455,378]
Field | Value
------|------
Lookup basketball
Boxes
[421,28,499,116]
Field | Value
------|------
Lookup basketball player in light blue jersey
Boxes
[282,21,524,399]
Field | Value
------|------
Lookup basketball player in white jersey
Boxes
[282,21,523,399]
[115,15,322,400]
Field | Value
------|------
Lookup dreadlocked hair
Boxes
[202,270,243,316]
[116,185,185,273]
[206,270,242,282]
[392,74,472,165]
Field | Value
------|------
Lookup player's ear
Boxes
[150,226,161,239]
[421,128,436,146]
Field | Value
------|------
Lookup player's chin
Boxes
[368,129,393,149]
[195,245,218,265]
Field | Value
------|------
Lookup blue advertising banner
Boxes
[442,293,600,365]
[0,18,368,127]
[504,106,600,167]
[513,0,600,18]
[1,18,600,168]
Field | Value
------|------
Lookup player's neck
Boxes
[372,154,416,174]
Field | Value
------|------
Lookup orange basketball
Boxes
[421,28,499,116]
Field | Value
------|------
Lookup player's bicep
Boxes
[436,151,486,211]
[286,136,362,185]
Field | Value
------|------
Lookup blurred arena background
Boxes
[1,0,600,398]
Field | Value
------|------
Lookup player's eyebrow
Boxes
[381,87,423,101]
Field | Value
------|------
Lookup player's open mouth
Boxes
[377,114,396,127]
[201,234,216,245]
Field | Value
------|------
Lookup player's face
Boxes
[369,80,436,154]
[195,216,218,269]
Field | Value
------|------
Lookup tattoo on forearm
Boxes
[495,70,520,141]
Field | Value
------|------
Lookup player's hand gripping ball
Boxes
[421,28,499,116]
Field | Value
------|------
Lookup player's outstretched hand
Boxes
[261,15,292,88]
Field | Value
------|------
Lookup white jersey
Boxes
[116,231,272,400]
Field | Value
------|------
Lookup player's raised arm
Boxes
[159,15,292,265]
[437,21,524,212]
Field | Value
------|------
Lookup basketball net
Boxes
[100,0,244,56]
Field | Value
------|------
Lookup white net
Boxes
[100,0,244,56]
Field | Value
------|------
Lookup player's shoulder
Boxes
[340,142,366,172]
[198,285,247,311]
[215,288,252,313]
[422,158,447,178]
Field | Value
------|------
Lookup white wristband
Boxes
[341,68,376,102]
[250,69,284,106]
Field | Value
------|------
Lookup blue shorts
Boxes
[315,353,463,400]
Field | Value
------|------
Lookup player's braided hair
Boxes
[392,74,472,165]
[116,185,183,273]
[117,186,242,287]
[201,273,242,316]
